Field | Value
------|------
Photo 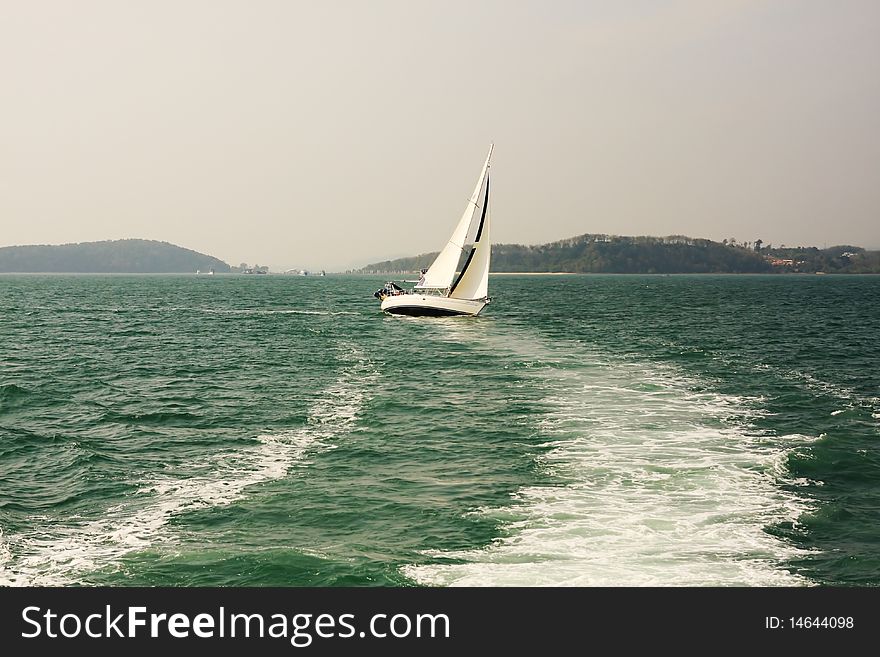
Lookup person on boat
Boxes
[383,281,404,296]
[418,268,427,287]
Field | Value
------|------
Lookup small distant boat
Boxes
[374,145,493,317]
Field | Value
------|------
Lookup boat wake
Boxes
[0,345,376,586]
[176,308,357,316]
[404,329,817,586]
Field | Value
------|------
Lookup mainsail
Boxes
[417,144,493,291]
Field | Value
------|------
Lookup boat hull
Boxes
[380,294,488,317]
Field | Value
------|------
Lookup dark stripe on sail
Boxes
[448,247,476,296]
[474,174,489,243]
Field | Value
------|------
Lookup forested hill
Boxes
[0,239,231,273]
[359,234,880,274]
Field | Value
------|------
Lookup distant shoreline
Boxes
[358,271,880,277]
[360,233,880,275]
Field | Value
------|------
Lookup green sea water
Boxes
[1,274,878,586]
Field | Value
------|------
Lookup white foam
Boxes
[0,528,11,569]
[0,345,376,586]
[26,306,355,316]
[173,307,356,316]
[404,332,817,586]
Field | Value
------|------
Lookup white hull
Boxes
[380,294,488,317]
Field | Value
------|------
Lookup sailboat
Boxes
[374,144,493,316]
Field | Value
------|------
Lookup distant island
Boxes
[0,239,231,273]
[359,234,880,275]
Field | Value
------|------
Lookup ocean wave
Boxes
[0,383,33,405]
[0,345,377,586]
[100,410,207,427]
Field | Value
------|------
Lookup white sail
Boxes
[417,144,493,290]
[449,174,490,300]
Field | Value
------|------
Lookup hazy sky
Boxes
[2,1,878,269]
